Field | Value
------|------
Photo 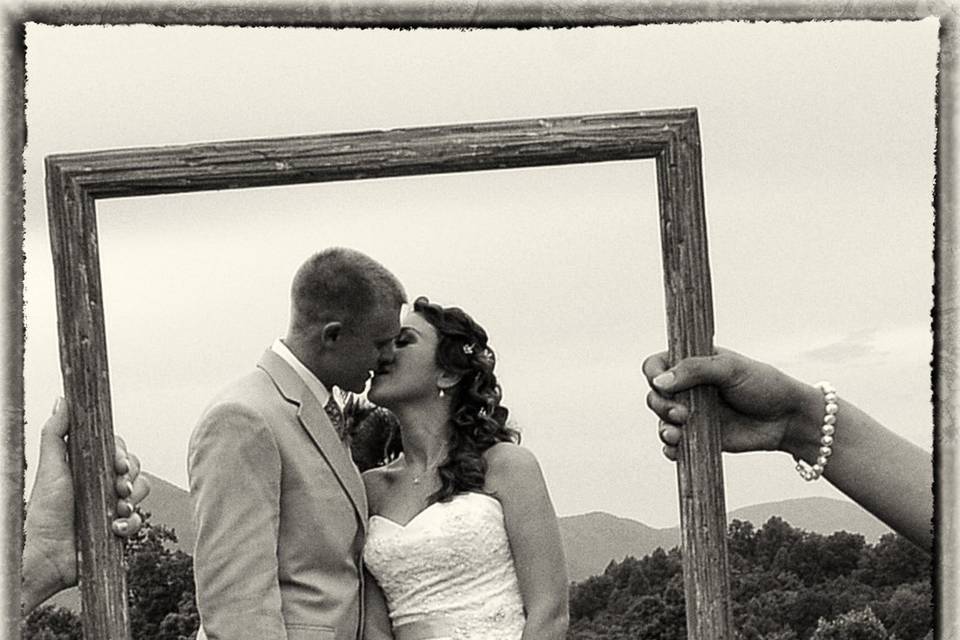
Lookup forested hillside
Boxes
[25,514,931,640]
[567,517,931,639]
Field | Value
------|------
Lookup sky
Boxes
[20,21,938,529]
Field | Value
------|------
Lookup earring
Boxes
[438,388,445,398]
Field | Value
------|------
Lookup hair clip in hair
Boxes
[462,343,476,355]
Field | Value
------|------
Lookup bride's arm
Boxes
[485,443,569,640]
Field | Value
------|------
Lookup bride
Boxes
[361,296,569,640]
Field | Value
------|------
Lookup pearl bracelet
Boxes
[795,381,838,481]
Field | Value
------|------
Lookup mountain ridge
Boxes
[45,472,893,609]
[137,473,892,581]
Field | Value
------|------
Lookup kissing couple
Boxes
[188,247,570,640]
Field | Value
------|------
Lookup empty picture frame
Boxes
[45,108,726,637]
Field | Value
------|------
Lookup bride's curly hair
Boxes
[413,296,520,504]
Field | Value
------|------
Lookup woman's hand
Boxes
[643,348,933,552]
[643,348,823,460]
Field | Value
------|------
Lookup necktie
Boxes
[324,396,346,440]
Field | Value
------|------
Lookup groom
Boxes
[188,247,405,640]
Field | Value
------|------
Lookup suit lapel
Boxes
[258,350,369,531]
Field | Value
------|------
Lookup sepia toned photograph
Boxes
[7,7,950,640]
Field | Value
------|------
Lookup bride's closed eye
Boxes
[394,329,416,348]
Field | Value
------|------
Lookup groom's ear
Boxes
[319,321,343,346]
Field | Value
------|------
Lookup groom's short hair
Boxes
[290,247,405,332]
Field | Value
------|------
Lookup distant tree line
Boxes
[568,517,932,640]
[23,513,198,640]
[23,514,931,640]
[22,407,933,640]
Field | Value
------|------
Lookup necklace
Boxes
[407,451,447,485]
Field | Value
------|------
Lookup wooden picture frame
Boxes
[44,108,728,638]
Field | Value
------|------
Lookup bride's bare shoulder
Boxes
[483,443,543,487]
[483,441,536,464]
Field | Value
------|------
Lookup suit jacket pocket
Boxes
[285,624,336,640]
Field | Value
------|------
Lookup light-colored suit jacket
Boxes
[188,350,368,640]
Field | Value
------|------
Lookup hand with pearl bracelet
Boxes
[642,348,932,553]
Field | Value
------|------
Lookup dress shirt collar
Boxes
[270,338,336,408]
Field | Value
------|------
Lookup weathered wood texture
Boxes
[45,163,130,640]
[47,111,684,198]
[656,115,733,636]
[45,108,729,639]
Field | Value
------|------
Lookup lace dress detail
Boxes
[364,492,526,640]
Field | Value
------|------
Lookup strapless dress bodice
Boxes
[363,491,525,640]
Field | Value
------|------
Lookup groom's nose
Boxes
[378,341,397,364]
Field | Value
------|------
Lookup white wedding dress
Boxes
[364,491,526,640]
